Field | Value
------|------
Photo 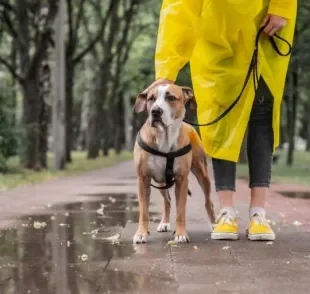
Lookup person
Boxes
[143,0,297,241]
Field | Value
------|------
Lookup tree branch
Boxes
[2,9,20,42]
[66,0,74,52]
[0,57,24,83]
[27,1,59,78]
[72,0,116,65]
[0,1,16,13]
[73,0,86,41]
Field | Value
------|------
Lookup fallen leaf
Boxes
[193,246,199,250]
[108,196,116,203]
[266,241,273,245]
[33,221,47,229]
[59,223,68,227]
[167,240,178,246]
[293,221,302,226]
[96,204,106,215]
[50,216,56,220]
[222,246,230,250]
[286,261,290,264]
[67,241,71,247]
[81,254,88,262]
[304,255,310,258]
[279,212,286,218]
[65,212,69,217]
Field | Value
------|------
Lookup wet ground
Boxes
[0,161,310,294]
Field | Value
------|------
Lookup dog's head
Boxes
[134,84,197,129]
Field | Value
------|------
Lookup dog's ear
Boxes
[134,92,147,113]
[182,86,197,110]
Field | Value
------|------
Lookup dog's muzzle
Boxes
[151,106,163,127]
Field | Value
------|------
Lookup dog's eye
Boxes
[167,95,176,101]
[148,95,155,101]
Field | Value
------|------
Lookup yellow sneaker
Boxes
[211,210,239,240]
[247,213,275,241]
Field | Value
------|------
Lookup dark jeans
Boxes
[212,77,274,191]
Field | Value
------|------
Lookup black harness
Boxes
[183,24,292,127]
[137,132,192,195]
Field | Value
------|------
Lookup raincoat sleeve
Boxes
[268,0,297,20]
[155,0,203,81]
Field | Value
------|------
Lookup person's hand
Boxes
[260,14,287,36]
[142,78,174,94]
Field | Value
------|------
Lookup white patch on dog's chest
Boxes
[147,127,181,183]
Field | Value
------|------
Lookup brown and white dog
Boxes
[133,84,216,244]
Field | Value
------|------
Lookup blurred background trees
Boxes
[0,0,309,174]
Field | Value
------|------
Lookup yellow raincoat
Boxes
[155,0,297,162]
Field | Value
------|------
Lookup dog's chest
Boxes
[147,136,181,183]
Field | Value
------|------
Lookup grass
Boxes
[237,150,310,186]
[0,150,133,191]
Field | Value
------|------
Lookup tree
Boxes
[0,0,59,169]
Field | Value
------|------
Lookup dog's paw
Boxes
[133,231,148,244]
[174,231,190,243]
[157,222,170,232]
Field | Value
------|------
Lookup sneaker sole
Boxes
[211,232,239,240]
[247,233,275,241]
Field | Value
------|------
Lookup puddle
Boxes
[280,191,310,199]
[0,193,169,294]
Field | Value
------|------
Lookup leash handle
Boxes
[184,25,292,127]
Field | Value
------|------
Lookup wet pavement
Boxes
[0,160,310,294]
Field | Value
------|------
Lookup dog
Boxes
[133,84,216,244]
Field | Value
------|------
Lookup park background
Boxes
[0,0,309,190]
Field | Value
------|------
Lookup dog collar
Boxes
[136,132,192,193]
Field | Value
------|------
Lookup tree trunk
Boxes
[286,71,298,166]
[87,2,120,158]
[123,92,133,151]
[306,101,310,151]
[38,100,50,169]
[87,73,102,159]
[101,108,111,157]
[22,77,41,169]
[65,59,74,162]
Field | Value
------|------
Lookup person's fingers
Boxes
[263,22,274,35]
[142,80,159,94]
[260,14,270,28]
[142,79,173,94]
[268,26,279,36]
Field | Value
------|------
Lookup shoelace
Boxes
[215,212,235,225]
[251,213,270,226]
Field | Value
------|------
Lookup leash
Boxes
[136,132,192,196]
[183,25,292,127]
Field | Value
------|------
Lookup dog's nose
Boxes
[151,107,163,117]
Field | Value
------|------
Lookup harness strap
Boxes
[137,132,192,195]
[183,24,292,127]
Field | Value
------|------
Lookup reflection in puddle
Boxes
[0,193,171,294]
[280,191,310,199]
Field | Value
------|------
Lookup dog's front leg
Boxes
[157,189,171,232]
[133,176,151,244]
[174,175,190,243]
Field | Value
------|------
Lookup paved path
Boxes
[0,160,310,294]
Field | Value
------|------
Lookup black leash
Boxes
[183,25,292,127]
[137,132,192,196]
